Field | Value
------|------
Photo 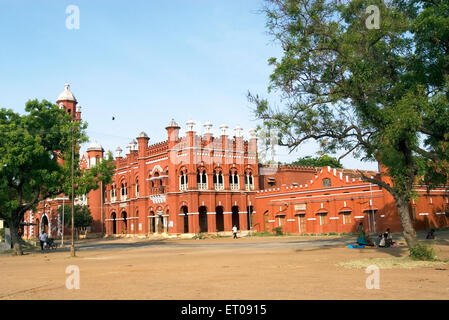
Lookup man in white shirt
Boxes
[232,225,238,239]
[39,232,48,250]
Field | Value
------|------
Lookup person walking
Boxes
[40,231,48,250]
[232,225,238,239]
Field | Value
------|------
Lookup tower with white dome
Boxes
[56,83,81,121]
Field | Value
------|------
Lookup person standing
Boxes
[40,231,48,250]
[232,225,238,239]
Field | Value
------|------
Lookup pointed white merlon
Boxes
[346,176,349,183]
[310,180,313,183]
[340,172,343,180]
[353,178,355,182]
[328,166,331,172]
[333,169,336,176]
[305,184,308,187]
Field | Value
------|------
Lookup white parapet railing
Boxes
[230,183,240,190]
[214,183,224,191]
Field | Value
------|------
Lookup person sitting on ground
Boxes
[426,228,435,240]
[375,233,383,247]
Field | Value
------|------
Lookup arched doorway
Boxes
[121,211,127,234]
[111,212,117,234]
[199,206,208,233]
[216,206,224,232]
[181,206,189,233]
[41,215,49,234]
[232,206,240,230]
[148,211,155,233]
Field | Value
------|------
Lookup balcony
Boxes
[197,183,208,190]
[214,183,224,191]
[230,183,240,190]
[179,184,188,192]
[245,184,255,191]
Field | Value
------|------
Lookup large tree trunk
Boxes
[395,197,418,248]
[8,220,23,256]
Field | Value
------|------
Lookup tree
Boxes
[249,0,449,251]
[289,155,343,168]
[58,204,93,237]
[0,100,115,255]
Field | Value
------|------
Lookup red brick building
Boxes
[22,84,449,239]
[254,165,449,235]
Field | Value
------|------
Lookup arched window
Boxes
[214,169,224,190]
[245,171,254,191]
[179,170,188,191]
[110,185,117,202]
[121,182,127,200]
[135,179,139,197]
[230,170,239,190]
[197,168,207,190]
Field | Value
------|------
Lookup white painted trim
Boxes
[307,218,316,221]
[257,185,380,199]
[354,216,365,218]
[329,217,339,220]
[419,213,429,216]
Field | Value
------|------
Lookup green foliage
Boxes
[409,242,436,261]
[250,231,276,237]
[0,228,4,240]
[290,155,343,168]
[0,99,114,254]
[58,204,93,229]
[272,226,283,235]
[192,233,205,240]
[250,0,449,248]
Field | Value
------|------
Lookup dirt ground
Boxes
[1,233,449,300]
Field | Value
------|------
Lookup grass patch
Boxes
[337,256,449,269]
[409,242,435,261]
[250,231,278,237]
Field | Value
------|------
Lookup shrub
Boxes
[0,228,4,240]
[272,227,283,236]
[409,242,435,261]
[328,232,338,235]
[192,233,205,240]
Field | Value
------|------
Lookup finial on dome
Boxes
[186,119,195,132]
[115,147,122,158]
[204,121,213,134]
[220,124,228,136]
[234,125,243,137]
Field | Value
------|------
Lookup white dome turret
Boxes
[87,140,104,152]
[57,83,77,102]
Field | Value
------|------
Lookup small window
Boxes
[322,178,331,188]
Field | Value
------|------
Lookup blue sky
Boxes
[0,0,378,170]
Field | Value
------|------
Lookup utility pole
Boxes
[70,124,76,257]
[61,197,64,247]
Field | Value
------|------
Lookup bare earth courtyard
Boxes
[1,233,449,300]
